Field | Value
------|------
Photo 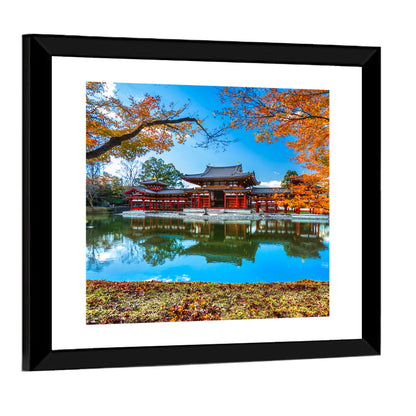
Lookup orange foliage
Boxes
[86,82,201,163]
[219,88,329,211]
[275,175,329,214]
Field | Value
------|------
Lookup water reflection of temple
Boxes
[124,217,328,266]
[128,217,325,240]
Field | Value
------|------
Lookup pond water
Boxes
[86,215,329,283]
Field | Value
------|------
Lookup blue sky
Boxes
[103,82,303,186]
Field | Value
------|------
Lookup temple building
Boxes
[124,163,293,213]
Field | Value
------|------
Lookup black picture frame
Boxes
[22,34,380,371]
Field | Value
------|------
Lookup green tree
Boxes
[281,170,299,188]
[137,157,184,188]
[100,175,126,205]
[86,163,126,207]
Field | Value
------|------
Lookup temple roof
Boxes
[181,164,259,185]
[124,186,187,196]
[124,186,154,194]
[250,187,288,195]
[182,164,246,179]
[138,179,169,186]
[158,189,187,195]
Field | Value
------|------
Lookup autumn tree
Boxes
[137,157,184,188]
[86,82,228,163]
[274,174,329,214]
[86,163,126,207]
[99,174,125,206]
[218,88,329,210]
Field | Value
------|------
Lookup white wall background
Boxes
[1,1,414,415]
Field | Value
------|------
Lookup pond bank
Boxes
[86,280,329,324]
[121,209,329,222]
[87,206,130,215]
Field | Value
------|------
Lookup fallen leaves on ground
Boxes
[86,279,329,324]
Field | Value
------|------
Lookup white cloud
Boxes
[103,81,116,98]
[182,180,193,188]
[259,180,282,188]
[96,251,114,261]
[103,157,124,177]
[174,274,191,282]
[97,107,120,122]
[144,274,191,283]
[145,275,164,282]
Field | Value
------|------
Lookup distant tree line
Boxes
[86,157,184,207]
[86,163,126,207]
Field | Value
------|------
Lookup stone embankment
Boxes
[121,208,329,222]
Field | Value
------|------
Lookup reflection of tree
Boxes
[86,215,187,267]
[86,215,128,270]
[87,215,126,245]
[283,239,327,259]
[250,220,328,260]
[86,246,106,272]
[141,236,185,266]
[117,240,144,265]
[183,240,258,266]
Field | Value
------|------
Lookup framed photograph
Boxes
[23,35,380,371]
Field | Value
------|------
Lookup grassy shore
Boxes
[86,280,329,324]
